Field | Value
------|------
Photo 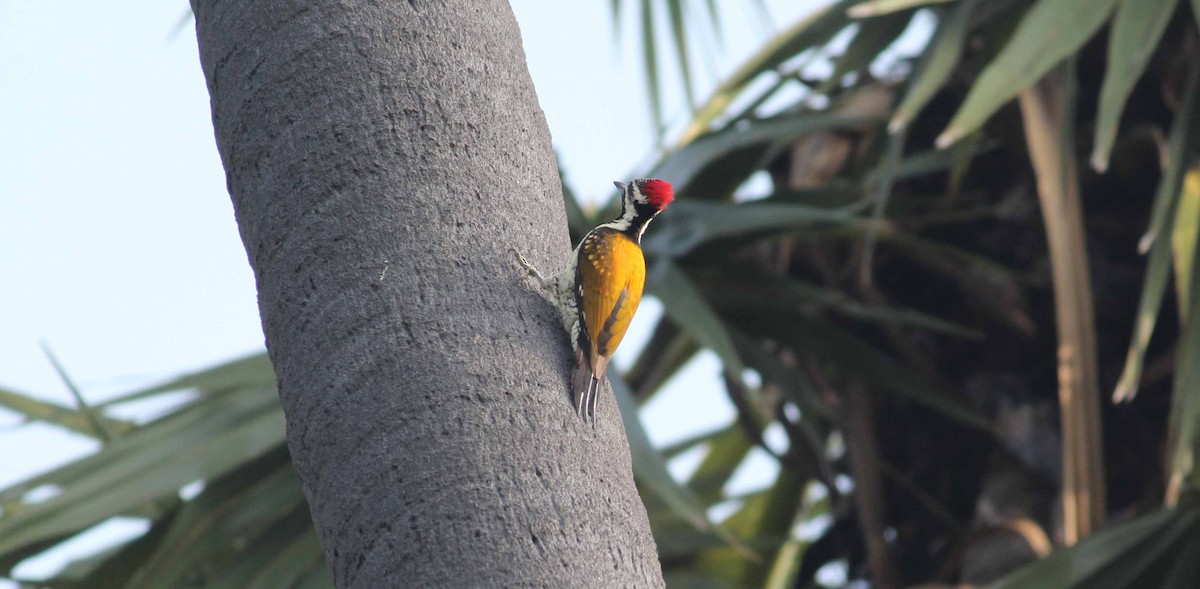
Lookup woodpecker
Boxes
[517,178,674,420]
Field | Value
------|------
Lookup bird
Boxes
[516,178,674,421]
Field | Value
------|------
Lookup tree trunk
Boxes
[191,1,665,587]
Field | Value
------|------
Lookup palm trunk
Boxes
[191,1,665,586]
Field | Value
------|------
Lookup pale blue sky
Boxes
[0,0,835,580]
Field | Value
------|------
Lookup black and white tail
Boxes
[572,350,601,422]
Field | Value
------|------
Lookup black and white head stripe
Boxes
[629,182,646,204]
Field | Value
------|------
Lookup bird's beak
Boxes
[613,181,627,192]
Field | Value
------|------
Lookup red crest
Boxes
[640,179,674,209]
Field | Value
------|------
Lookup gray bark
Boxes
[191,1,665,587]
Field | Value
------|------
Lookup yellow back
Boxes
[578,229,646,361]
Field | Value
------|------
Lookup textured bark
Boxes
[191,1,664,587]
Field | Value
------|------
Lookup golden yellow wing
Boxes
[577,229,646,367]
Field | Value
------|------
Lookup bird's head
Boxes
[614,178,674,215]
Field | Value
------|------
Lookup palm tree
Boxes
[0,0,666,587]
[609,0,1200,586]
[4,1,1200,588]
